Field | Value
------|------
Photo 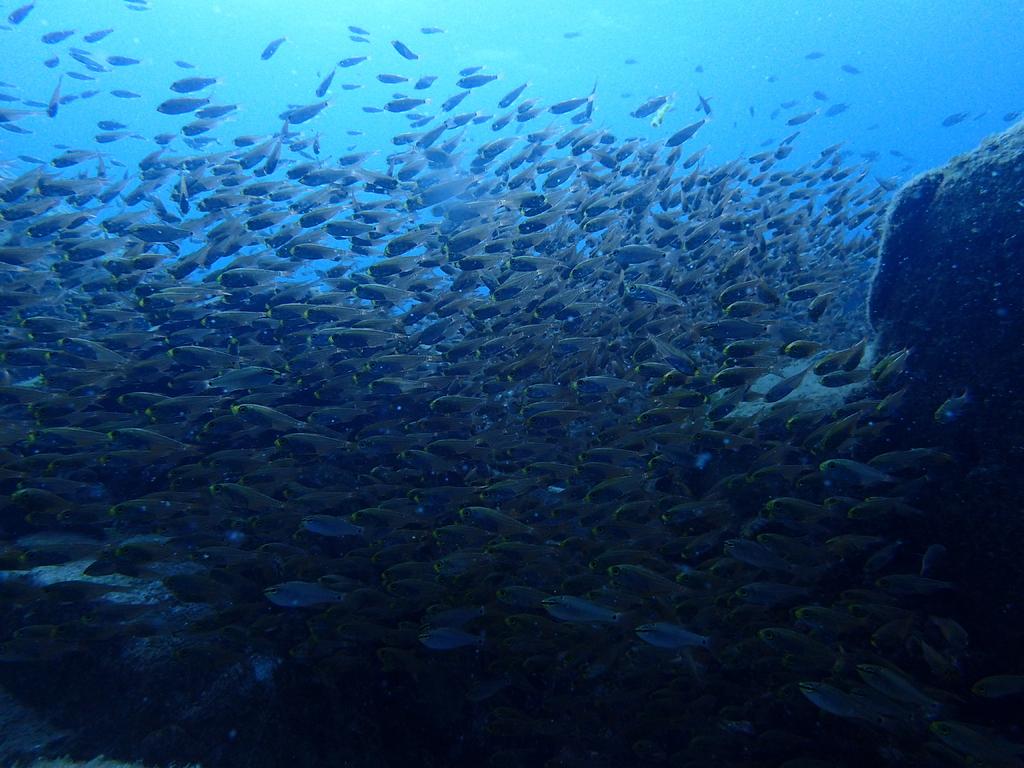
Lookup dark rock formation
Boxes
[869,119,1024,439]
[868,120,1024,680]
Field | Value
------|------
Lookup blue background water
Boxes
[2,0,1021,180]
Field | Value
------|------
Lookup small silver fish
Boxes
[300,515,365,538]
[418,627,485,650]
[635,622,710,649]
[542,595,621,624]
[264,581,346,608]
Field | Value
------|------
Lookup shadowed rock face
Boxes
[866,123,1024,695]
[869,120,1024,438]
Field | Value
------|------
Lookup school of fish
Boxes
[1,5,1023,768]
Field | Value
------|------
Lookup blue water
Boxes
[3,0,1022,180]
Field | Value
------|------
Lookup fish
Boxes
[919,543,947,576]
[724,538,793,572]
[391,40,418,60]
[441,91,470,111]
[314,70,335,97]
[83,28,114,42]
[631,95,669,118]
[819,459,894,487]
[264,581,347,608]
[787,110,817,125]
[418,627,485,650]
[735,582,810,606]
[855,664,942,714]
[260,37,287,60]
[7,3,34,24]
[550,94,591,116]
[498,82,530,108]
[196,104,236,118]
[930,721,1024,762]
[279,101,328,124]
[458,73,498,89]
[972,675,1024,699]
[41,30,75,45]
[648,98,673,127]
[68,48,109,73]
[171,76,218,93]
[934,389,970,422]
[300,515,365,538]
[46,76,63,118]
[799,682,871,720]
[541,595,621,623]
[385,96,428,113]
[156,97,210,115]
[635,623,710,649]
[665,119,705,146]
[876,574,954,595]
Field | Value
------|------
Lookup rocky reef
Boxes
[869,119,1024,446]
[868,119,1024,680]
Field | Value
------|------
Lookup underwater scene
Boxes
[2,1,1024,766]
